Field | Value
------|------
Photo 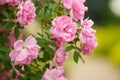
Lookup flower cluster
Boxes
[0,0,36,27]
[61,0,88,20]
[9,36,40,65]
[0,0,98,80]
[0,0,20,6]
[61,0,98,55]
[42,0,98,79]
[79,19,98,54]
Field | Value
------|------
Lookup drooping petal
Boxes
[81,18,94,28]
[24,35,37,46]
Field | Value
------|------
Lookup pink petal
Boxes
[28,45,40,59]
[81,18,94,28]
[62,0,73,9]
[14,40,24,50]
[24,35,37,46]
[9,50,20,62]
[16,49,28,61]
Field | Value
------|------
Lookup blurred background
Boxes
[24,0,120,80]
[64,0,120,80]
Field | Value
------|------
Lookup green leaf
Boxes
[12,70,16,78]
[0,47,10,52]
[18,76,25,80]
[79,54,85,64]
[43,51,50,61]
[2,22,15,29]
[46,46,55,55]
[15,65,21,70]
[37,32,43,37]
[43,1,49,7]
[58,5,64,11]
[46,24,51,30]
[0,53,4,59]
[16,22,21,28]
[45,9,51,18]
[73,46,81,51]
[27,72,41,80]
[39,8,45,18]
[49,42,57,47]
[65,46,73,52]
[6,56,11,62]
[24,65,30,72]
[49,4,55,10]
[36,38,48,48]
[45,31,50,38]
[14,27,19,39]
[5,22,15,28]
[2,10,8,18]
[0,38,9,43]
[4,61,12,70]
[73,51,79,63]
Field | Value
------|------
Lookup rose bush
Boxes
[0,0,98,80]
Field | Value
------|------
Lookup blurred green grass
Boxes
[94,25,120,67]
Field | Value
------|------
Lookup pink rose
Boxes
[0,0,10,5]
[8,29,23,47]
[42,67,67,80]
[8,0,20,6]
[0,0,20,6]
[50,16,77,42]
[79,19,98,55]
[79,27,96,43]
[54,47,68,67]
[16,0,36,27]
[80,19,95,43]
[81,37,98,55]
[9,35,40,65]
[62,0,88,20]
